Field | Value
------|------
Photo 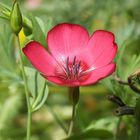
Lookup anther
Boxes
[66,57,70,76]
[77,61,81,70]
[55,56,90,82]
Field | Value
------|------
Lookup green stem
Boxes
[115,117,122,140]
[133,124,140,140]
[16,35,32,140]
[68,87,79,136]
[32,81,47,109]
[68,103,76,136]
[34,71,38,98]
[47,105,68,134]
[134,97,140,140]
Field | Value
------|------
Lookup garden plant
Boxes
[0,0,140,140]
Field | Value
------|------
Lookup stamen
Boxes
[73,56,76,66]
[77,61,81,70]
[74,61,81,75]
[66,57,70,76]
[54,56,91,82]
[73,64,77,75]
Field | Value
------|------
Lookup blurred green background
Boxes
[0,0,140,140]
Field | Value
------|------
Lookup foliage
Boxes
[0,0,140,140]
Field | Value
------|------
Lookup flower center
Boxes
[55,56,91,82]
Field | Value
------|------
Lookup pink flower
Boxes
[23,23,117,87]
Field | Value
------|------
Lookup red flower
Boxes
[23,23,117,86]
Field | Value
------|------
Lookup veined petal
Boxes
[23,41,56,75]
[80,63,116,86]
[47,23,89,60]
[42,74,80,87]
[41,74,64,85]
[86,30,117,68]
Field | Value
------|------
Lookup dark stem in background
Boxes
[133,97,140,140]
[107,95,134,116]
[107,95,126,107]
[114,75,129,85]
[114,75,140,95]
[68,87,79,136]
[128,76,140,94]
[107,95,134,140]
[133,124,140,140]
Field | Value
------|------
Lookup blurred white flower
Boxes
[26,0,43,10]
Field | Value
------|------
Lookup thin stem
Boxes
[114,75,129,85]
[47,105,68,134]
[67,87,79,137]
[107,95,126,107]
[133,124,140,140]
[34,71,38,98]
[128,77,140,94]
[134,97,140,140]
[32,81,47,109]
[68,103,76,136]
[16,35,32,140]
[115,117,122,140]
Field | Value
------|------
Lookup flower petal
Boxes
[41,74,64,85]
[23,41,56,75]
[86,30,117,68]
[47,23,89,59]
[42,63,115,86]
[42,74,80,86]
[80,63,116,86]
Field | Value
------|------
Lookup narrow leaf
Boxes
[65,129,113,140]
[32,84,49,112]
[24,67,49,112]
[30,15,47,48]
[32,82,49,112]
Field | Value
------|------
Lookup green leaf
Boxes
[124,55,140,80]
[116,40,128,78]
[0,94,22,130]
[30,15,47,48]
[65,129,113,140]
[24,67,37,97]
[0,2,11,12]
[116,22,135,47]
[87,117,117,131]
[0,15,9,20]
[24,67,49,112]
[31,82,48,112]
[0,9,11,21]
[43,17,53,34]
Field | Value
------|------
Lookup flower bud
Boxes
[115,106,134,116]
[107,95,125,107]
[130,69,140,78]
[128,68,140,94]
[10,1,22,35]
